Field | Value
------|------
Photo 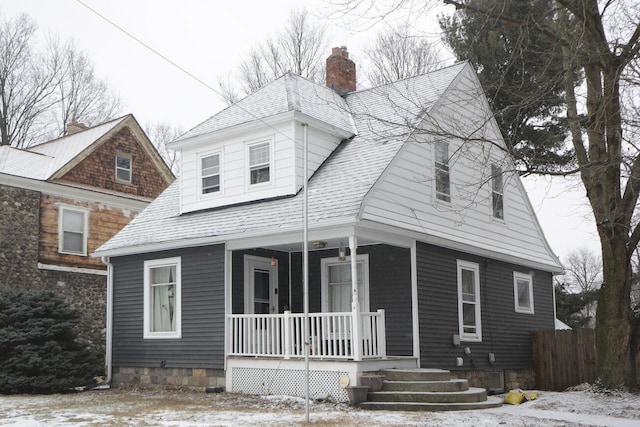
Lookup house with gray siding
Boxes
[95,48,562,402]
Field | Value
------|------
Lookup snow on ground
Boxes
[0,387,639,426]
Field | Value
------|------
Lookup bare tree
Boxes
[52,40,122,138]
[329,0,640,389]
[145,121,182,175]
[0,12,122,148]
[364,25,442,86]
[228,8,329,101]
[563,247,602,325]
[0,13,61,147]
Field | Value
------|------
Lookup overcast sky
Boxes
[1,0,601,263]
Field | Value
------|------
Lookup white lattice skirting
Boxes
[231,366,350,402]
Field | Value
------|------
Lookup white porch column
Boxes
[350,235,362,361]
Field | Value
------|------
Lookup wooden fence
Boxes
[533,329,596,391]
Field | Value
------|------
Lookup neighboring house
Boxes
[95,48,562,401]
[0,114,175,355]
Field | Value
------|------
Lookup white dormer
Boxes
[169,73,356,214]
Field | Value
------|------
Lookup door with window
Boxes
[244,255,278,314]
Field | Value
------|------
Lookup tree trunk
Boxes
[596,235,635,388]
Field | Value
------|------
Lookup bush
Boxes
[0,286,102,394]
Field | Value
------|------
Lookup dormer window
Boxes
[116,153,132,183]
[249,142,270,185]
[201,153,221,194]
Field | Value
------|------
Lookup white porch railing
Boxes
[229,310,386,360]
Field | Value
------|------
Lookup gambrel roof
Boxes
[95,62,562,272]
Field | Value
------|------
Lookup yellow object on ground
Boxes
[503,389,539,405]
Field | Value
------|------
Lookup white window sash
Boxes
[457,260,481,342]
[144,257,181,339]
[514,272,534,314]
[58,206,88,255]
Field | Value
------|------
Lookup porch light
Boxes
[312,241,327,249]
[338,239,346,261]
[271,256,277,266]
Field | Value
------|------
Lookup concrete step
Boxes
[379,368,451,382]
[359,396,503,412]
[367,387,488,404]
[382,379,469,392]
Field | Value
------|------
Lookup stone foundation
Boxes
[451,369,535,391]
[113,366,226,391]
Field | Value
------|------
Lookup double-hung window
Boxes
[434,140,451,202]
[457,260,481,341]
[249,142,270,185]
[201,153,220,194]
[491,164,504,219]
[514,272,534,313]
[58,206,88,255]
[116,153,132,183]
[144,257,181,339]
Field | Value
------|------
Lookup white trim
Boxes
[143,256,182,339]
[37,262,107,276]
[224,244,232,370]
[513,271,535,314]
[58,204,89,256]
[246,138,273,189]
[198,150,223,197]
[320,254,370,313]
[0,173,151,209]
[410,240,420,365]
[115,152,132,184]
[457,259,482,342]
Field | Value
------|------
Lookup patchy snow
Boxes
[0,387,639,426]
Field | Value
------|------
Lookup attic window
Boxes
[116,153,132,183]
[491,164,504,219]
[434,140,450,202]
[249,142,270,185]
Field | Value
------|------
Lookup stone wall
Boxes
[451,369,535,392]
[1,183,107,357]
[0,184,41,287]
[112,366,226,391]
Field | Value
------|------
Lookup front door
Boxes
[244,255,278,314]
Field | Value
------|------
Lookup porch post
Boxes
[350,235,362,361]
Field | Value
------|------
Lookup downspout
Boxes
[100,256,114,388]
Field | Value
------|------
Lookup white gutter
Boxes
[100,256,114,387]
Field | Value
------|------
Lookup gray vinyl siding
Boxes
[417,241,554,371]
[111,245,225,369]
[289,244,413,356]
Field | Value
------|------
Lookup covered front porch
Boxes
[223,226,420,400]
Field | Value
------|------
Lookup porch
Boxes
[228,310,387,360]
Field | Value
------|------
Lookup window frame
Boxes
[457,260,482,342]
[434,140,451,203]
[321,255,370,313]
[513,271,534,314]
[491,164,505,220]
[143,257,182,339]
[58,205,89,256]
[115,152,132,183]
[247,140,272,187]
[199,151,222,196]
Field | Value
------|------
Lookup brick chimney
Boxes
[65,119,88,135]
[326,46,356,95]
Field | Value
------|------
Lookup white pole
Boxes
[302,123,310,423]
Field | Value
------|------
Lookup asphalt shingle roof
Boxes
[0,116,128,180]
[96,63,468,255]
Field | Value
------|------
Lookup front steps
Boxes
[359,368,502,411]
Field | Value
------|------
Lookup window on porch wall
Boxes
[321,255,370,313]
